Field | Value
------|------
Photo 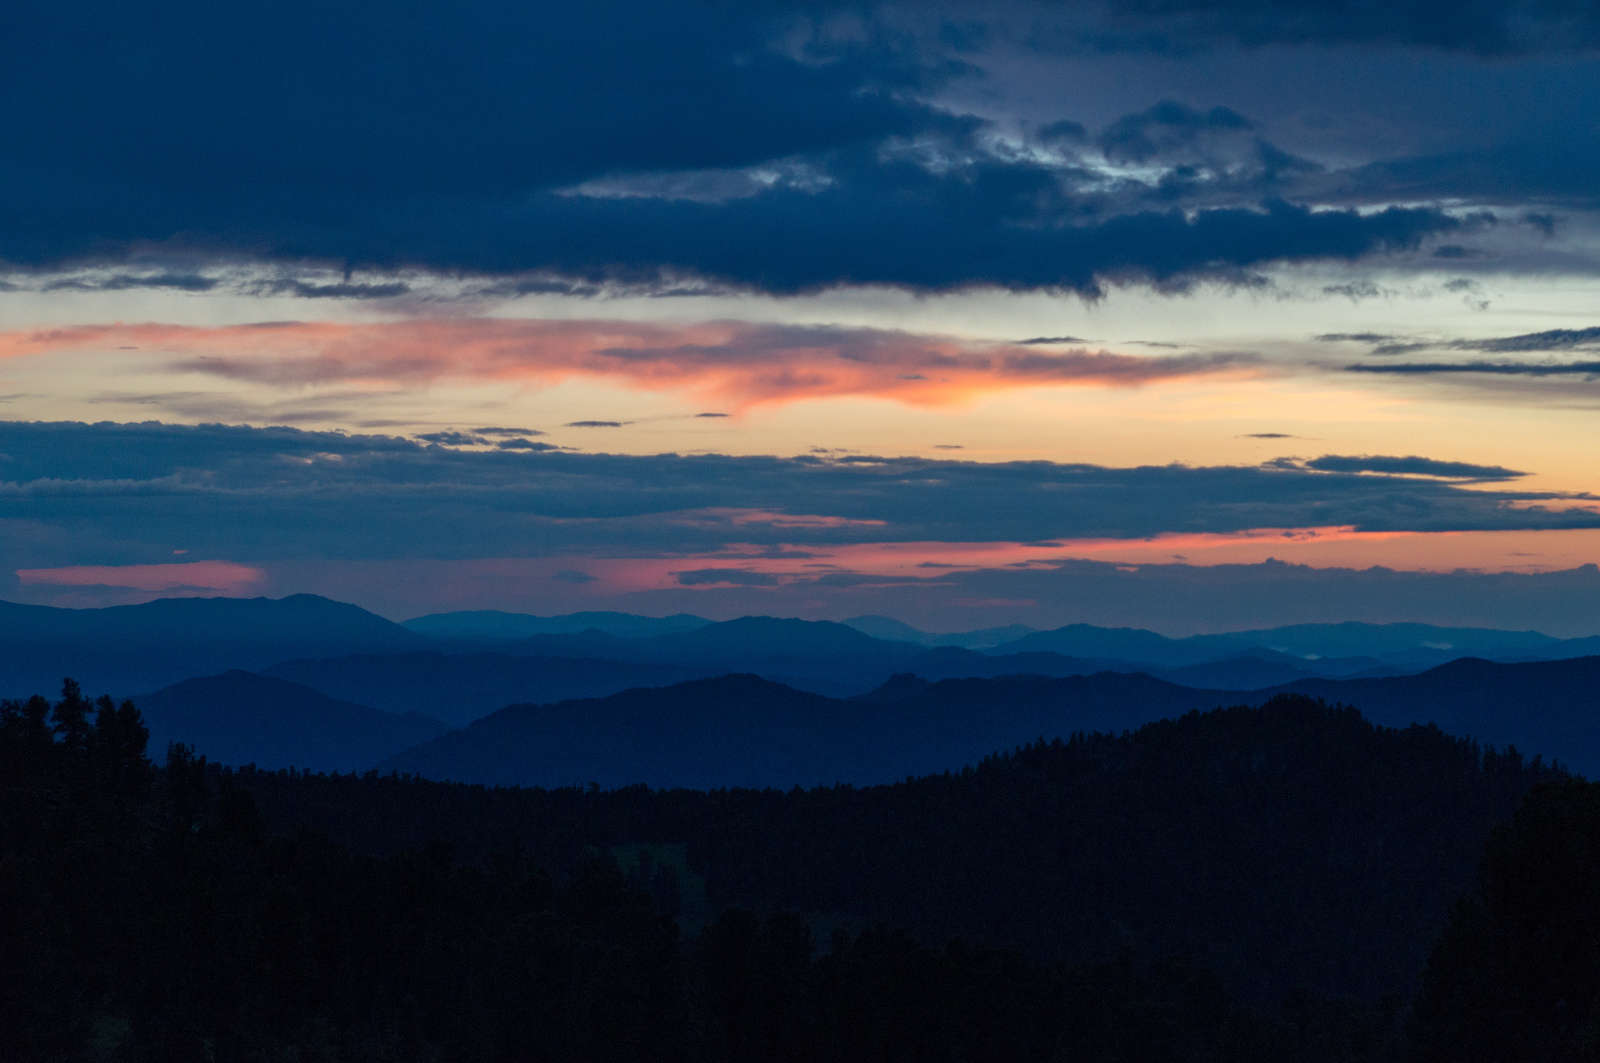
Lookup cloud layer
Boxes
[0,0,1550,293]
[0,420,1591,572]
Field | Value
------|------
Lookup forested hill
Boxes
[9,682,1341,1062]
[1268,655,1600,771]
[252,694,1561,1004]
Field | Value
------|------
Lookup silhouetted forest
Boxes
[1410,777,1600,1062]
[1,680,1584,1061]
[243,693,1560,1002]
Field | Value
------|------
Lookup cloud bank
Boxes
[0,420,1591,571]
[0,0,1541,293]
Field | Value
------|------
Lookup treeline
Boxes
[235,695,1560,1003]
[3,681,1404,1062]
[10,682,1599,1061]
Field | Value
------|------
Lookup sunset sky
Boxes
[5,0,1600,632]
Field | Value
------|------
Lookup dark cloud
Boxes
[1322,281,1383,301]
[1092,0,1600,55]
[1018,336,1091,345]
[494,439,562,450]
[41,273,217,292]
[475,427,546,437]
[0,0,1591,295]
[564,421,629,428]
[1315,333,1395,343]
[1244,432,1292,438]
[552,569,598,584]
[417,431,488,446]
[0,0,946,279]
[1,0,935,202]
[251,280,412,300]
[1303,454,1526,480]
[0,421,1593,573]
[1096,101,1253,165]
[1349,325,1600,365]
[1328,130,1600,207]
[675,568,782,586]
[0,0,1482,297]
[1523,211,1559,236]
[0,143,1464,294]
[501,191,1457,295]
[694,413,729,418]
[1348,360,1600,377]
[1457,327,1600,353]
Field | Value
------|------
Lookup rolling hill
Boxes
[263,650,722,726]
[137,669,447,772]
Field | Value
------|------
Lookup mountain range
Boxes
[261,651,720,726]
[0,594,423,698]
[379,656,1600,788]
[11,593,1600,780]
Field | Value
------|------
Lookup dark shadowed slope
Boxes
[1272,656,1600,772]
[379,675,859,789]
[993,623,1255,665]
[263,650,721,726]
[401,609,710,641]
[0,594,425,698]
[492,616,926,695]
[503,615,920,663]
[250,696,1561,1007]
[137,670,447,772]
[842,614,1039,648]
[900,646,1364,689]
[1150,654,1349,688]
[377,671,1241,788]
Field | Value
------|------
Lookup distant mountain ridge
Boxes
[262,651,722,726]
[991,620,1600,670]
[380,669,1244,790]
[0,594,424,698]
[843,615,1039,649]
[8,595,1600,723]
[378,656,1600,788]
[402,609,711,640]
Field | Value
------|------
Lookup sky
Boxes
[4,0,1600,633]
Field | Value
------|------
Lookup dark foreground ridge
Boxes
[289,693,1558,1004]
[8,678,1594,1060]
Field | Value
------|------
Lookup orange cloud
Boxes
[0,318,1256,409]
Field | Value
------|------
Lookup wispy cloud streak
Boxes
[0,319,1256,409]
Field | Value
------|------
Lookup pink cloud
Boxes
[0,318,1256,409]
[17,560,265,593]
